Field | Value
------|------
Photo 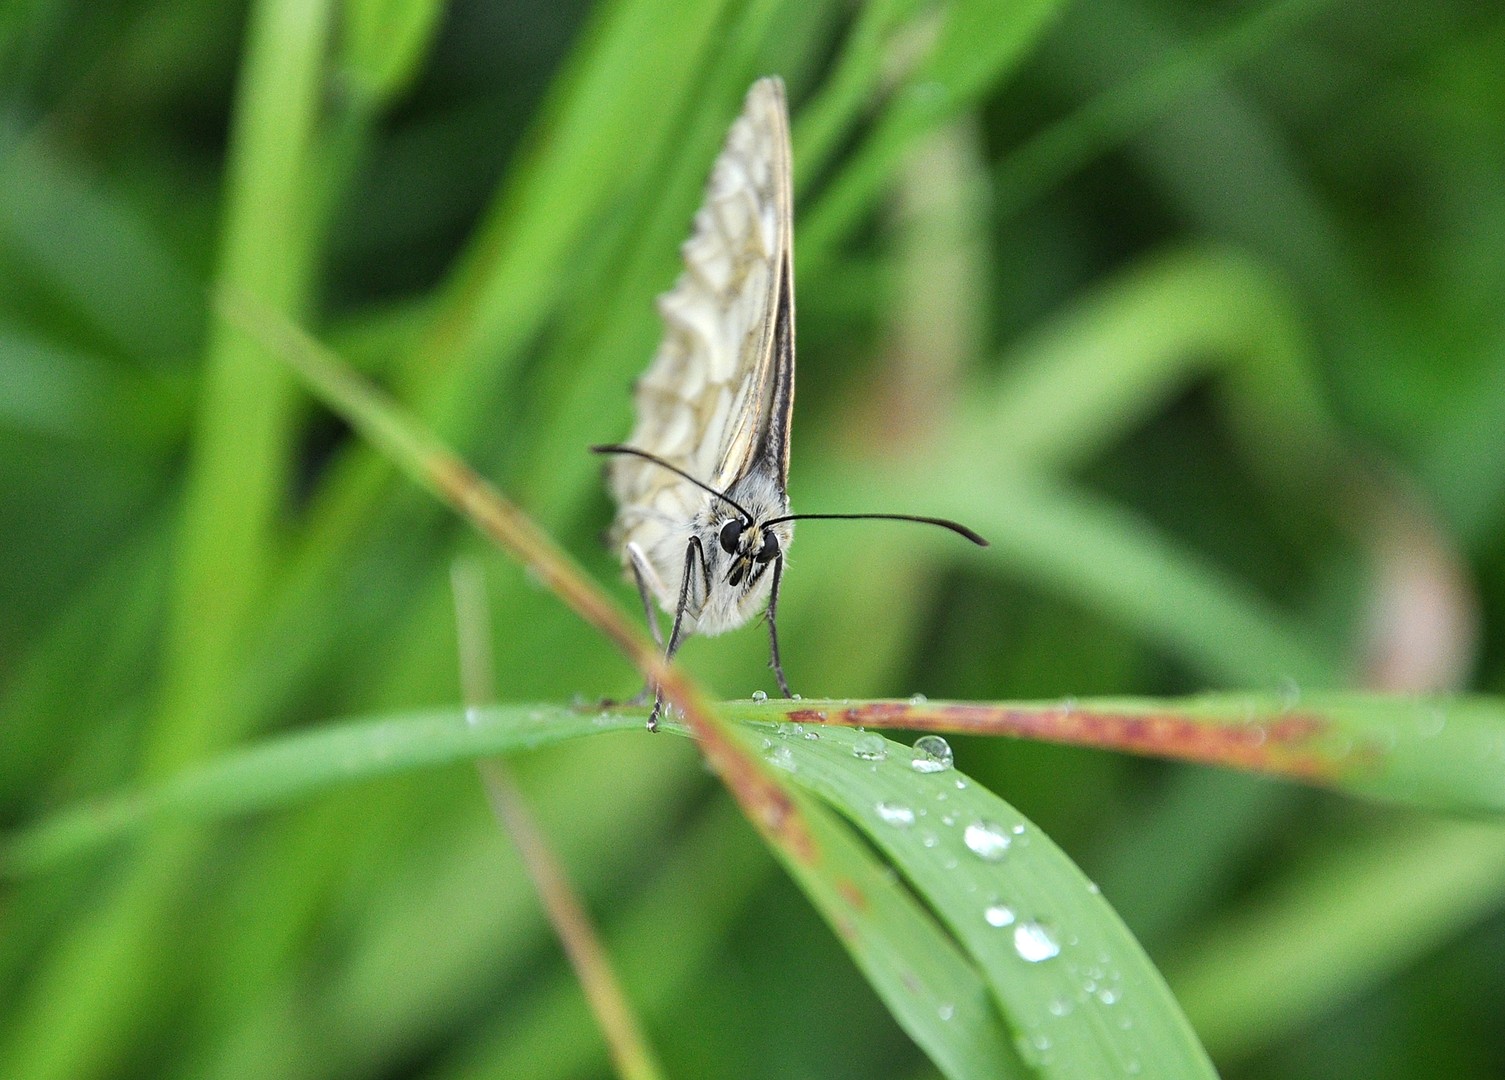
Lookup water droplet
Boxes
[1013,920,1061,962]
[1047,997,1074,1017]
[910,735,954,773]
[920,830,940,848]
[984,902,1016,928]
[465,706,483,728]
[765,745,796,772]
[909,692,928,705]
[852,733,888,761]
[963,820,1012,862]
[937,1002,955,1021]
[791,693,802,701]
[1086,881,1101,895]
[751,690,768,703]
[941,813,957,827]
[1097,987,1120,1005]
[875,800,916,828]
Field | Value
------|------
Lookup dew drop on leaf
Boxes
[874,800,916,828]
[984,902,1016,928]
[910,734,953,773]
[852,733,888,761]
[765,745,796,772]
[963,820,1012,862]
[1014,920,1061,962]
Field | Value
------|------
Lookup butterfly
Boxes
[594,77,987,730]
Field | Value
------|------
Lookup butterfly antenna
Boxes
[761,512,989,547]
[591,444,755,523]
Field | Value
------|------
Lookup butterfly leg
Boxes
[648,536,704,732]
[625,543,665,650]
[766,553,793,698]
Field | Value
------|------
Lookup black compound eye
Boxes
[719,518,744,555]
[755,531,780,563]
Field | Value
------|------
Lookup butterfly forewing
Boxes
[608,77,795,626]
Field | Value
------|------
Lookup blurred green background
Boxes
[3,0,1505,1077]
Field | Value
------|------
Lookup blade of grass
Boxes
[978,246,1334,484]
[729,695,1505,815]
[758,720,1217,1079]
[993,0,1335,221]
[450,558,664,1080]
[14,692,1505,879]
[1167,818,1505,1062]
[0,5,337,1078]
[800,0,1066,259]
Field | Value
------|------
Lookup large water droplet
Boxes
[984,902,1016,928]
[852,733,888,761]
[751,690,768,703]
[875,800,916,828]
[963,820,1012,862]
[937,1002,955,1021]
[909,692,928,705]
[910,735,954,773]
[1014,920,1061,962]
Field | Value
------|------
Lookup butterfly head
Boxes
[718,517,781,588]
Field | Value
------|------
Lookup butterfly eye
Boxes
[755,532,780,563]
[719,519,744,555]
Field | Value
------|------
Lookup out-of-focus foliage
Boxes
[3,1,1504,1078]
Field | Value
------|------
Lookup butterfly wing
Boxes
[608,77,795,609]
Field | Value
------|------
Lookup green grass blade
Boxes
[0,5,339,1078]
[1168,819,1505,1062]
[759,720,1216,1078]
[771,789,1025,1079]
[801,0,1066,258]
[14,692,1505,879]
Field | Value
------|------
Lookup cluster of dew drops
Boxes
[854,729,1064,966]
[753,691,1136,1066]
